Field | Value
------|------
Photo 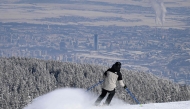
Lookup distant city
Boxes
[0,22,190,84]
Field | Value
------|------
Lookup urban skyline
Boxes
[0,0,190,85]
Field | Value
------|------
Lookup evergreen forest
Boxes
[0,57,190,109]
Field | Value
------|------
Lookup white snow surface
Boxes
[24,88,190,109]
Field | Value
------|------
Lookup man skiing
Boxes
[95,62,127,106]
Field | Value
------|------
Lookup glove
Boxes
[124,85,127,89]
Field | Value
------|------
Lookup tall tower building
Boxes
[94,34,98,51]
[60,39,67,52]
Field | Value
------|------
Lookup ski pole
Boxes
[86,80,104,92]
[125,88,141,105]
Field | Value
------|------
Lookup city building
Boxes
[60,39,67,52]
[94,34,98,51]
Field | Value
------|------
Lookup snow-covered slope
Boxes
[24,88,190,109]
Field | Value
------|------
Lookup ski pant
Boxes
[95,88,115,105]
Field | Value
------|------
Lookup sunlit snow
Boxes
[24,88,190,109]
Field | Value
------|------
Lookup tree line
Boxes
[0,57,190,109]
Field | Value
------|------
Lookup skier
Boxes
[95,62,127,106]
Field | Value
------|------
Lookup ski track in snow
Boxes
[24,88,190,109]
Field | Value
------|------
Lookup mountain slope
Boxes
[0,57,190,109]
[23,88,190,109]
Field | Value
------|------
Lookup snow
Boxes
[24,88,190,109]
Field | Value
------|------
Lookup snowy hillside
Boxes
[24,88,190,109]
[1,57,190,109]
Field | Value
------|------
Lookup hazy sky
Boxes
[1,0,190,6]
[0,0,189,29]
